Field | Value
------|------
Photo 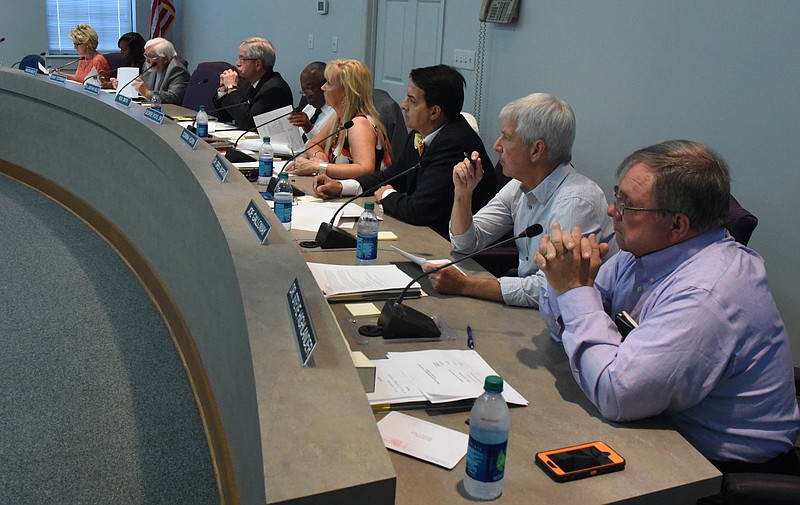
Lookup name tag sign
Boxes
[180,128,199,150]
[24,66,37,76]
[115,93,132,108]
[144,107,165,124]
[211,153,229,182]
[49,73,67,84]
[244,200,271,244]
[287,278,317,366]
[83,81,100,95]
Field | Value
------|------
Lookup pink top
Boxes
[69,53,111,83]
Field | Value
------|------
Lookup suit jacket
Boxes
[356,114,499,239]
[212,69,293,130]
[142,58,190,105]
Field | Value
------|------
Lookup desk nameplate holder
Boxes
[144,107,165,124]
[211,153,229,182]
[83,81,100,95]
[24,66,37,76]
[49,73,66,85]
[115,93,132,108]
[180,128,200,150]
[244,200,270,244]
[287,278,317,366]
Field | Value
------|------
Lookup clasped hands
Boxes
[535,224,610,295]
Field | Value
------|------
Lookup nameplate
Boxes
[83,82,100,95]
[144,107,165,124]
[115,93,132,108]
[287,279,317,366]
[180,128,199,150]
[211,153,229,182]
[24,66,37,76]
[49,73,67,84]
[244,200,270,244]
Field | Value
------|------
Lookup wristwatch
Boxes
[318,162,329,175]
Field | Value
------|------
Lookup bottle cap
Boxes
[484,375,504,393]
[263,136,271,142]
[199,105,205,111]
[279,171,288,179]
[364,201,375,210]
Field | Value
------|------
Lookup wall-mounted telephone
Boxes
[479,0,520,24]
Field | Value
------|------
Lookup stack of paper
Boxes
[367,349,528,406]
[307,263,421,302]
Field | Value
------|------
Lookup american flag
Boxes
[151,0,176,38]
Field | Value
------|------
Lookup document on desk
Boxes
[253,106,304,155]
[369,349,528,406]
[291,201,374,232]
[377,412,468,469]
[307,262,421,302]
[390,246,464,273]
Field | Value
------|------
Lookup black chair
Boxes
[18,54,45,73]
[373,88,408,164]
[726,194,758,246]
[182,61,235,111]
[103,51,125,78]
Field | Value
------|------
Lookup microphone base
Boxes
[315,222,357,249]
[378,300,442,340]
[225,149,256,163]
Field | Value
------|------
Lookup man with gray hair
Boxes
[134,37,189,104]
[424,92,616,307]
[214,37,293,130]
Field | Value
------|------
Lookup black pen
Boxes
[463,151,484,175]
[467,325,474,349]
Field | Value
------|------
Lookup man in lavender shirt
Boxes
[537,140,800,474]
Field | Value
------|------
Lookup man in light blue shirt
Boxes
[425,93,616,307]
[537,140,800,473]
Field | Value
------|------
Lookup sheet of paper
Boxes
[115,67,139,98]
[385,349,528,405]
[367,359,426,404]
[377,412,468,469]
[306,262,420,300]
[390,246,464,272]
[290,201,370,232]
[38,62,49,74]
[253,106,305,155]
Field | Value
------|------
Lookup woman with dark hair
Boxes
[118,32,146,70]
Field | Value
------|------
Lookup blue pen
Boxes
[467,325,474,349]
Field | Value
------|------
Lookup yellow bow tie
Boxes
[414,133,425,155]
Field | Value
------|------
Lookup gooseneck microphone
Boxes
[51,56,85,73]
[224,107,300,162]
[303,160,423,250]
[374,223,544,339]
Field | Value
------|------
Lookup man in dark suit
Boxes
[134,37,189,104]
[213,37,293,130]
[312,64,498,239]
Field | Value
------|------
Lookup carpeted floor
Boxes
[0,175,219,504]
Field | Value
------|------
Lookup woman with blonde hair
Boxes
[62,24,110,83]
[286,59,392,179]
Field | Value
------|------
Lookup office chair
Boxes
[182,61,235,111]
[461,112,480,134]
[726,194,758,246]
[373,88,408,164]
[17,54,45,73]
[103,51,125,78]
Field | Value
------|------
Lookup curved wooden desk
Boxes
[0,67,395,505]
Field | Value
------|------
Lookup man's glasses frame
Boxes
[612,186,675,217]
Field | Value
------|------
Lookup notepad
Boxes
[378,231,397,241]
[345,302,382,318]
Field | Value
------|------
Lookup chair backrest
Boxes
[726,194,758,246]
[372,88,409,163]
[182,61,235,111]
[18,54,45,73]
[103,52,126,78]
[461,112,480,134]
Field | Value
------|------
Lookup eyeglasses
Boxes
[237,56,258,63]
[143,52,158,60]
[612,186,675,217]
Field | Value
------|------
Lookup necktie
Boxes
[309,108,323,125]
[414,133,425,155]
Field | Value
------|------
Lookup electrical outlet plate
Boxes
[453,49,475,70]
[307,34,314,49]
[332,36,338,53]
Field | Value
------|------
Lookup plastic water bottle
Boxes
[273,171,293,230]
[196,105,209,137]
[356,201,379,265]
[151,90,162,111]
[464,375,510,500]
[258,136,274,185]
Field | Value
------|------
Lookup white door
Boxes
[372,0,446,105]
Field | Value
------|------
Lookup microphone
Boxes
[304,159,423,250]
[223,107,299,162]
[116,63,154,96]
[375,224,544,339]
[11,51,46,68]
[51,56,85,73]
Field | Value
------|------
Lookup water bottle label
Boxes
[356,235,378,260]
[259,158,274,178]
[197,124,208,137]
[275,200,292,223]
[466,438,507,483]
